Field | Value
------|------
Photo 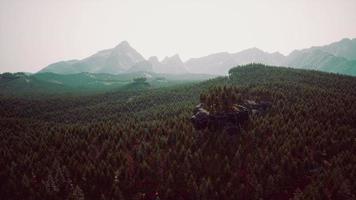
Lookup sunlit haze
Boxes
[0,0,356,73]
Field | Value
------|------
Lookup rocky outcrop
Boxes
[191,100,271,134]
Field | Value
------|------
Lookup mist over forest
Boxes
[1,0,356,199]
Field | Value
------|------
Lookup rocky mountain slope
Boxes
[39,41,188,75]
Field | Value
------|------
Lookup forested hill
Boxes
[0,71,215,97]
[1,64,355,199]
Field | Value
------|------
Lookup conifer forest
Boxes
[1,64,355,200]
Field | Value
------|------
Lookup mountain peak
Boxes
[163,54,182,63]
[40,40,145,74]
[148,56,159,62]
[115,41,131,49]
[340,38,351,42]
[243,47,264,53]
[171,54,180,58]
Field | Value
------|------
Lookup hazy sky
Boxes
[1,0,356,73]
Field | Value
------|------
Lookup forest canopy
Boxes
[0,64,355,200]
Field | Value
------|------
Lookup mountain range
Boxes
[39,38,356,76]
[186,38,356,75]
[39,41,188,75]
